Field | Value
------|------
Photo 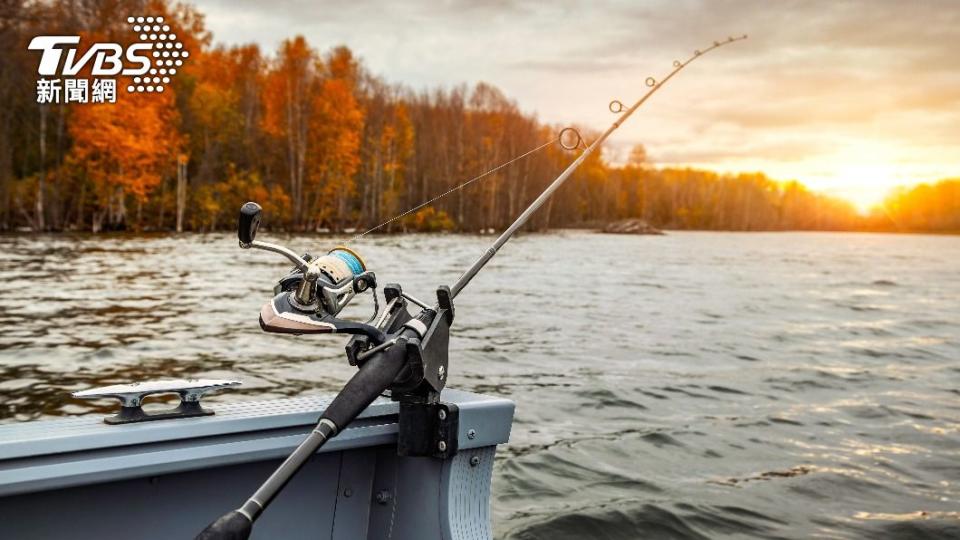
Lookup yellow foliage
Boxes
[403,207,456,232]
[191,165,291,231]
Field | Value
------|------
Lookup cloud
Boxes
[655,138,837,165]
[509,58,636,73]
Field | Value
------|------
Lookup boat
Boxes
[0,382,514,539]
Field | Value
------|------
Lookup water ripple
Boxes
[0,231,958,538]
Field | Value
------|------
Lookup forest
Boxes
[0,0,956,234]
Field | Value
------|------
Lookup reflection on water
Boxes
[1,231,959,539]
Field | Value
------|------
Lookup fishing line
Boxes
[342,130,581,244]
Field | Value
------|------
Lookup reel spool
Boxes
[303,246,372,317]
[313,247,366,287]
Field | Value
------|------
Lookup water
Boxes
[1,231,958,539]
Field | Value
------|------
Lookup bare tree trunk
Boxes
[52,101,66,229]
[157,177,166,230]
[543,197,554,230]
[455,122,465,229]
[0,123,10,230]
[36,105,46,231]
[285,85,298,224]
[176,156,188,232]
[284,73,309,229]
[77,180,86,231]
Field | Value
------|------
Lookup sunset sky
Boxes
[196,0,959,211]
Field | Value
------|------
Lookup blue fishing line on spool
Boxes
[331,250,364,276]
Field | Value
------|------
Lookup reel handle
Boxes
[238,202,262,246]
[236,202,309,272]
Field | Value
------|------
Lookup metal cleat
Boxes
[72,379,241,425]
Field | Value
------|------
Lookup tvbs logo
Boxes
[28,15,188,104]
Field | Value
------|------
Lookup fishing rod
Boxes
[197,35,746,540]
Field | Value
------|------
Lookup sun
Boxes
[792,141,919,213]
[827,164,904,213]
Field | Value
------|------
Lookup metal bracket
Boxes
[397,401,459,458]
[72,379,241,425]
[345,284,459,458]
[389,286,453,401]
[346,283,412,366]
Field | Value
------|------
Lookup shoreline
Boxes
[1,228,958,237]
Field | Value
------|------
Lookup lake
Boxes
[1,231,958,539]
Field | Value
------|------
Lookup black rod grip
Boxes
[321,309,435,434]
[321,337,410,428]
[195,510,251,540]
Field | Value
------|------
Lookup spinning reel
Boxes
[238,202,391,344]
[236,201,454,425]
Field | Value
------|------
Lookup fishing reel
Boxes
[237,201,456,453]
[237,202,386,344]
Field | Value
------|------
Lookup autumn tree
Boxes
[872,179,960,231]
[305,47,364,232]
[262,36,314,228]
[68,85,182,230]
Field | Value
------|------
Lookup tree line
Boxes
[0,0,955,234]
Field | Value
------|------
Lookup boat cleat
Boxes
[72,379,241,425]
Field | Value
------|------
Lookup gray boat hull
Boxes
[0,389,514,539]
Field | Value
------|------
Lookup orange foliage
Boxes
[872,179,960,231]
[67,80,181,218]
[308,78,364,227]
[261,36,313,139]
[377,103,414,227]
